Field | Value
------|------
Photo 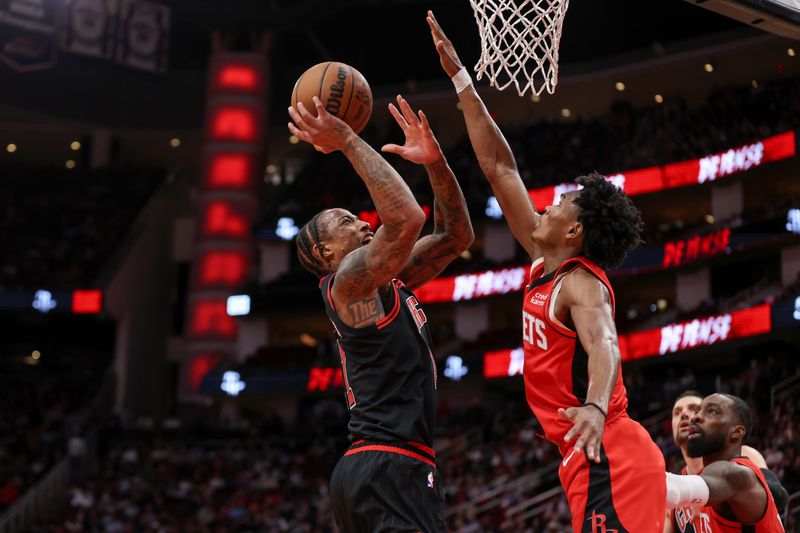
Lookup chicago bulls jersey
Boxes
[522,256,628,443]
[700,457,785,533]
[320,274,438,446]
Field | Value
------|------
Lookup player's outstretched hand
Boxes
[288,96,353,154]
[559,405,606,463]
[381,94,443,166]
[426,10,464,78]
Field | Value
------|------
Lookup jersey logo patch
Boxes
[587,511,618,533]
[427,471,434,488]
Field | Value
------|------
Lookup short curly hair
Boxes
[573,172,643,269]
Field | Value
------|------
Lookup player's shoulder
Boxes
[559,266,611,302]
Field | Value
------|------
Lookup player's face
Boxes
[320,208,373,264]
[532,191,581,247]
[672,395,702,446]
[686,394,734,458]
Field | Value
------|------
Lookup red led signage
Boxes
[662,228,731,268]
[189,354,222,390]
[483,304,772,377]
[190,300,238,337]
[527,131,795,211]
[621,304,771,362]
[211,107,257,142]
[415,266,528,304]
[198,251,247,286]
[71,289,103,314]
[217,65,258,91]
[186,54,263,393]
[307,367,345,392]
[202,201,249,239]
[208,153,251,188]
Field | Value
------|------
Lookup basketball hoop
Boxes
[469,0,571,97]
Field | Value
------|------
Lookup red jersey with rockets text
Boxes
[701,457,785,533]
[522,256,629,444]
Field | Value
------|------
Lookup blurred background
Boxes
[0,0,799,531]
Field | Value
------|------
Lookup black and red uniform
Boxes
[320,273,444,533]
[698,457,786,533]
[523,256,665,532]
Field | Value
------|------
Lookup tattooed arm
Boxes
[382,95,474,290]
[288,97,426,327]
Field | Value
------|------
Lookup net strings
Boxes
[469,0,571,96]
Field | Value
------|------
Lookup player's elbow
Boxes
[453,225,475,251]
[404,208,426,233]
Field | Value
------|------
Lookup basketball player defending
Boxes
[289,95,473,532]
[666,393,785,532]
[428,11,665,532]
[667,391,788,532]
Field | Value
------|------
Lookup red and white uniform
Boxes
[699,457,785,532]
[523,256,665,533]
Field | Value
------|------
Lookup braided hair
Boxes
[296,210,330,279]
[573,172,644,269]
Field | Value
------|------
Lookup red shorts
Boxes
[557,414,666,533]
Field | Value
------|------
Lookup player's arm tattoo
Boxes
[399,158,474,290]
[333,135,425,306]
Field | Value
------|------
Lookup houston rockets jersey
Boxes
[522,256,628,444]
[700,457,785,533]
[320,274,438,446]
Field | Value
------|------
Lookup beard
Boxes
[686,431,726,458]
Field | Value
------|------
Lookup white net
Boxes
[469,0,571,96]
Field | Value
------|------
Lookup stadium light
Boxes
[226,294,251,317]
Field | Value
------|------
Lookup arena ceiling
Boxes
[0,0,759,127]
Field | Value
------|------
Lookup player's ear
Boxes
[313,242,334,264]
[729,424,746,442]
[567,221,583,240]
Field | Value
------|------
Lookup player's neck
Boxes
[702,446,739,467]
[542,249,580,276]
[681,447,703,474]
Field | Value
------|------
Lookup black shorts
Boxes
[330,440,445,533]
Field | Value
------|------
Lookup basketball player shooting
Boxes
[666,393,786,532]
[666,391,788,532]
[427,10,666,532]
[289,95,473,532]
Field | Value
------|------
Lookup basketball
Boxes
[290,61,373,134]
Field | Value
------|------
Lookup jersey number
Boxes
[405,296,428,331]
[523,311,548,350]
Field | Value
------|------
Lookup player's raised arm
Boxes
[557,268,620,463]
[381,95,474,289]
[288,97,426,300]
[427,10,540,261]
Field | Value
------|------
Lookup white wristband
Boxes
[665,472,710,509]
[451,67,473,93]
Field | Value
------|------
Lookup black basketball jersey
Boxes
[320,273,438,446]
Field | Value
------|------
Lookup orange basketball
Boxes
[291,61,373,134]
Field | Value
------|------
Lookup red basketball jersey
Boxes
[522,256,629,444]
[701,457,785,532]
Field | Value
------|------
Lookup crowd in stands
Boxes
[0,163,163,290]
[0,350,106,513]
[23,348,799,532]
[261,75,800,228]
